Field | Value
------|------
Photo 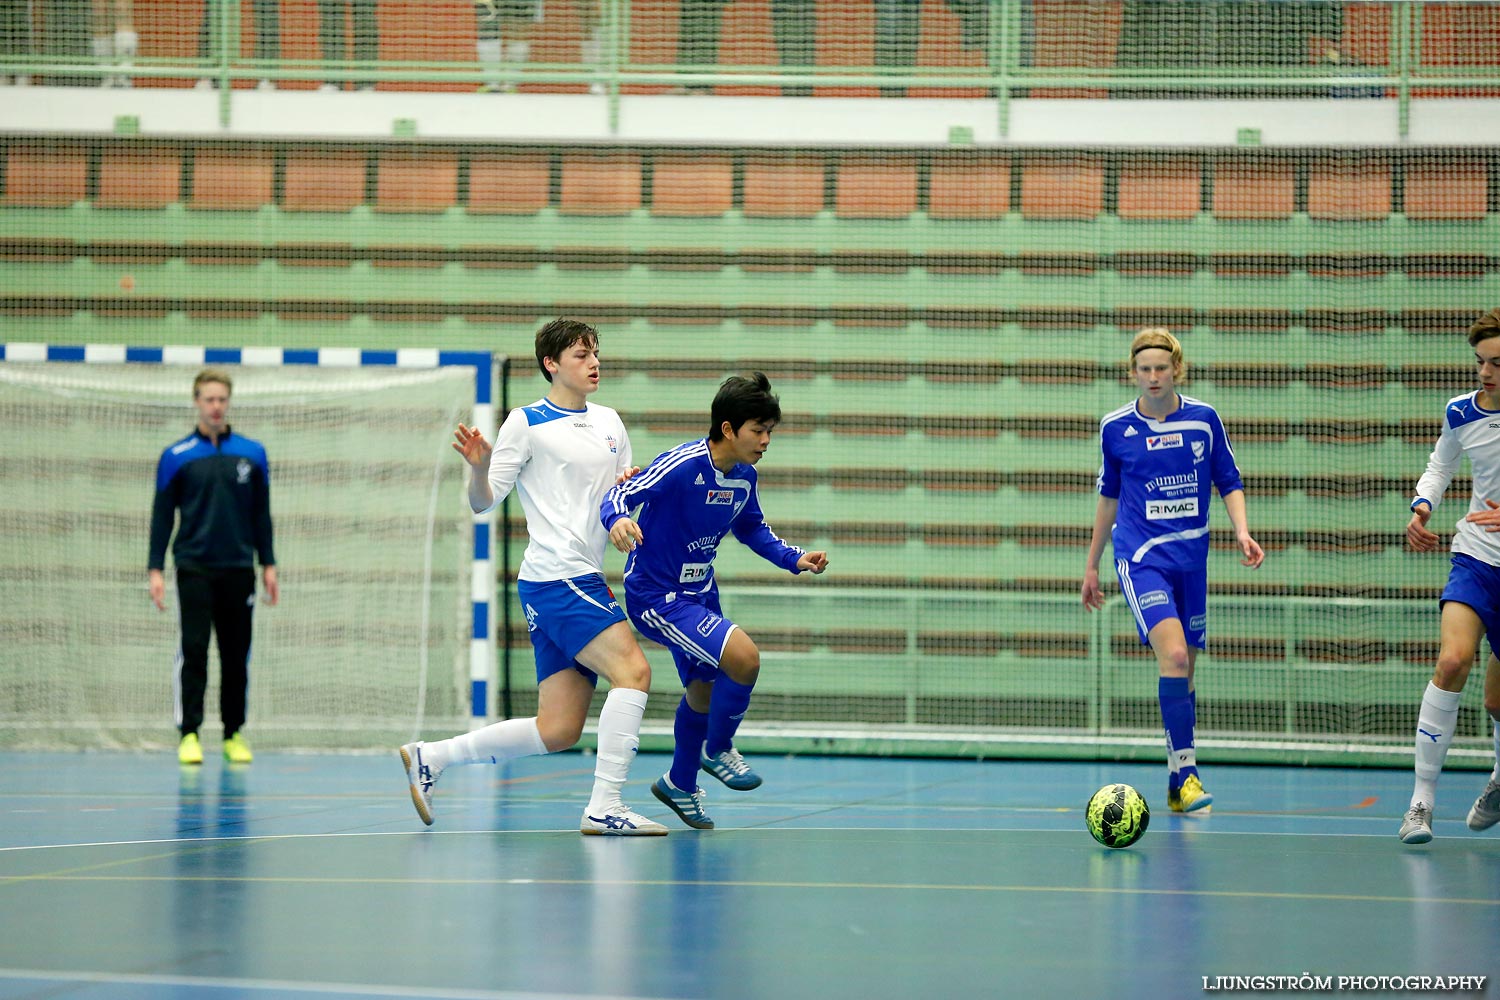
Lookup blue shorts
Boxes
[1441,553,1500,656]
[627,590,738,687]
[515,574,627,685]
[1116,560,1208,650]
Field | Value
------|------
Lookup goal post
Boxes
[0,343,500,752]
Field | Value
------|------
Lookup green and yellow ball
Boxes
[1086,783,1150,848]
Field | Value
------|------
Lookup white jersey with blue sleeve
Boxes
[1413,390,1500,568]
[478,398,631,583]
[600,437,804,602]
[1096,395,1246,571]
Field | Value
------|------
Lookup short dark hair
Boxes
[1469,308,1500,347]
[534,318,599,382]
[709,372,780,441]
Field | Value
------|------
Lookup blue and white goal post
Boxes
[0,343,501,741]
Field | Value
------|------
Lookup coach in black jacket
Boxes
[148,368,278,766]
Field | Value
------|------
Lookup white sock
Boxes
[586,687,648,814]
[428,716,546,769]
[1412,681,1462,808]
[1491,716,1500,783]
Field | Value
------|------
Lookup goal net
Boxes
[0,355,478,752]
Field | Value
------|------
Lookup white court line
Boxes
[0,967,660,1000]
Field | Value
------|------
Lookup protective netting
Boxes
[0,362,473,750]
[1,0,1497,95]
[2,0,1499,765]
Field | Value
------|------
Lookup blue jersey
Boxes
[600,438,805,602]
[1096,395,1245,571]
[148,426,275,572]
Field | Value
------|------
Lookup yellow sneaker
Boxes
[223,734,253,764]
[178,732,203,765]
[1168,773,1212,813]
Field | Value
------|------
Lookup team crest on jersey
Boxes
[1191,441,1205,462]
[604,434,618,454]
[1146,433,1182,451]
[236,459,252,484]
[706,490,733,505]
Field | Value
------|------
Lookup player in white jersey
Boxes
[1082,328,1263,814]
[1399,307,1500,845]
[398,319,666,836]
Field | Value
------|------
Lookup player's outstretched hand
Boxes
[452,423,492,469]
[1466,497,1500,533]
[610,516,643,552]
[1081,567,1105,612]
[1408,504,1440,552]
[798,551,829,574]
[1239,534,1265,570]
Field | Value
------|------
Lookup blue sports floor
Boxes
[0,751,1496,1000]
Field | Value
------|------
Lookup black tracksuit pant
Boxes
[175,566,256,739]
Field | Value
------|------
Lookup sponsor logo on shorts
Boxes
[706,490,734,505]
[696,614,723,637]
[680,563,711,584]
[1189,614,1206,632]
[1146,497,1199,520]
[1146,433,1182,451]
[1137,590,1169,610]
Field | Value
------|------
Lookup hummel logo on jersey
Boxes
[695,474,705,485]
[706,489,733,505]
[1124,426,1138,437]
[1146,433,1183,451]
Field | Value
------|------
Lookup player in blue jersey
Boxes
[149,369,278,767]
[1081,328,1264,814]
[399,319,668,836]
[1399,307,1500,845]
[601,373,829,829]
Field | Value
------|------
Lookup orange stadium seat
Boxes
[651,154,734,217]
[835,156,918,219]
[1019,156,1104,220]
[743,154,826,217]
[1030,0,1122,98]
[2,145,89,206]
[96,147,182,209]
[376,151,460,212]
[1211,158,1295,220]
[1117,156,1202,220]
[190,147,274,210]
[1404,159,1488,221]
[1308,159,1393,221]
[927,155,1009,220]
[467,152,551,214]
[282,150,367,212]
[559,152,643,215]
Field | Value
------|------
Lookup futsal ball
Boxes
[1086,783,1150,849]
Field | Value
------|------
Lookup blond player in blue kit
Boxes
[1399,307,1500,845]
[1082,328,1264,814]
[399,319,667,836]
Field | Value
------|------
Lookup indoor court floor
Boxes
[0,750,1496,1000]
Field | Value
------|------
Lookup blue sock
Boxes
[706,675,754,756]
[670,697,708,793]
[1159,676,1198,789]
